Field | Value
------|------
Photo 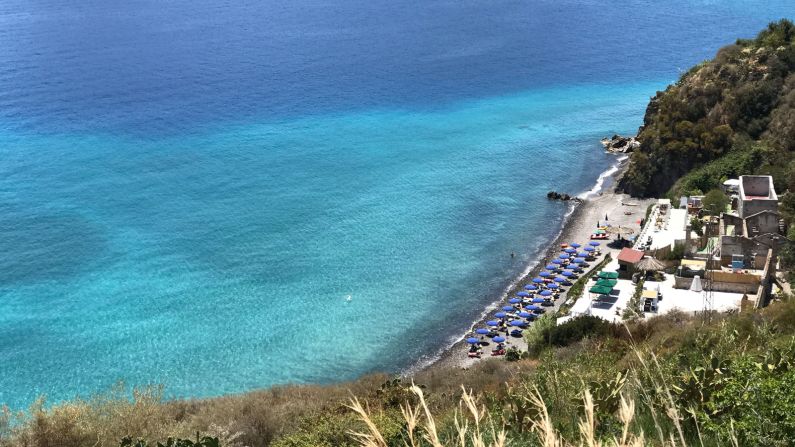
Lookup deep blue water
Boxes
[0,0,792,408]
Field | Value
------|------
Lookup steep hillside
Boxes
[617,19,795,198]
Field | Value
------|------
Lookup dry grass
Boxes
[346,339,743,447]
[4,303,783,447]
[348,381,660,447]
[349,384,506,447]
[0,375,389,447]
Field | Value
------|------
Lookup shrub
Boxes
[545,315,615,347]
[690,217,704,236]
[504,348,521,362]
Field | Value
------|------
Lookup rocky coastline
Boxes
[600,134,639,153]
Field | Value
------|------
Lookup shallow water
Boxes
[0,0,792,408]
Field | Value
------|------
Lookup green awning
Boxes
[589,285,614,295]
[597,271,619,279]
[595,279,617,288]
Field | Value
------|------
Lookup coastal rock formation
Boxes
[547,191,582,202]
[600,134,640,153]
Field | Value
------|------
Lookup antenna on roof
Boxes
[702,267,714,325]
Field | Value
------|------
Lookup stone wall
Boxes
[674,272,760,294]
[745,211,781,236]
[755,249,776,309]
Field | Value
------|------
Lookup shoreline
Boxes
[413,154,636,372]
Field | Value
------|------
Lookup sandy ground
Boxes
[428,180,654,370]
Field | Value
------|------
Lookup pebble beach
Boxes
[427,160,654,370]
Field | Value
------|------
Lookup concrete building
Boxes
[737,175,778,218]
[717,175,784,269]
[672,175,785,308]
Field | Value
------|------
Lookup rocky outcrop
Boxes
[547,191,582,202]
[600,134,640,153]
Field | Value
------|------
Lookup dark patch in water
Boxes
[0,207,107,285]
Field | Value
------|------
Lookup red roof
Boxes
[618,248,645,264]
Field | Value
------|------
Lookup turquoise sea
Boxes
[0,0,792,408]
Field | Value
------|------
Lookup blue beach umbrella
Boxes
[495,312,507,318]
[584,246,595,252]
[539,290,553,297]
[565,264,577,270]
[545,264,557,270]
[558,254,569,259]
[517,291,530,297]
[551,258,563,264]
[565,248,576,254]
[510,320,526,327]
[562,271,574,277]
[518,311,532,318]
[554,276,567,282]
[502,305,515,312]
[476,328,490,335]
[577,253,588,258]
[570,242,581,248]
[493,336,506,343]
[547,283,559,289]
[573,258,585,264]
[539,271,550,277]
[509,298,521,304]
[524,285,538,291]
[532,277,545,283]
[589,241,601,246]
[532,297,545,303]
[467,337,480,344]
[526,305,542,311]
[486,320,499,327]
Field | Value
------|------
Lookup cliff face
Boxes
[617,19,795,198]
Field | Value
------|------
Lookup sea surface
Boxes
[0,0,792,408]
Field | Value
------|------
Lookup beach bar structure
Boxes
[617,248,644,279]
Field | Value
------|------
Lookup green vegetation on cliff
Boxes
[618,19,795,199]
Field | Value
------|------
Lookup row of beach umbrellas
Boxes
[469,241,604,346]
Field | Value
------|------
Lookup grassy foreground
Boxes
[3,297,795,446]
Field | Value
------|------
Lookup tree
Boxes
[702,189,730,216]
[690,217,704,236]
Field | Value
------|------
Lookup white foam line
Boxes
[578,154,628,200]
